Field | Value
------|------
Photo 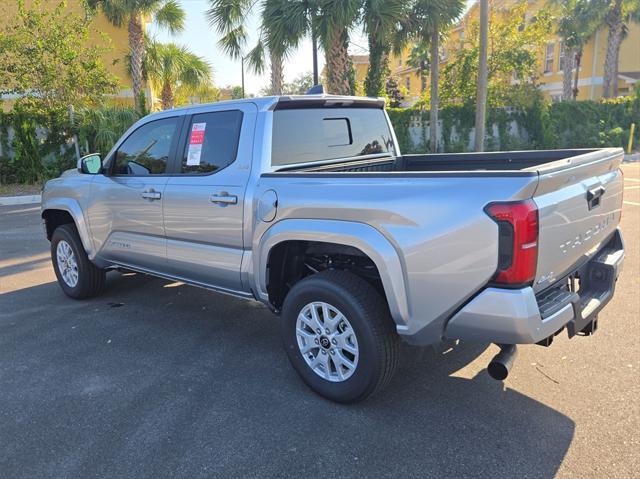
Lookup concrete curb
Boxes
[0,194,41,206]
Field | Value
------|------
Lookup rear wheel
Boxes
[281,270,399,403]
[51,224,105,299]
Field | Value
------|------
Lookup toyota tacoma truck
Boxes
[42,95,625,403]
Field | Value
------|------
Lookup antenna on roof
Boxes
[306,84,324,95]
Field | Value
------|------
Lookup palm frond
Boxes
[153,0,186,34]
[245,40,267,74]
[218,25,248,59]
[206,0,255,33]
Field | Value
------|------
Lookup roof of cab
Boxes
[145,94,385,120]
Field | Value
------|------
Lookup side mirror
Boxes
[78,153,103,174]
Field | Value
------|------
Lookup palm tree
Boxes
[407,42,430,95]
[74,106,141,157]
[315,0,360,95]
[207,0,303,95]
[554,0,602,100]
[144,41,212,110]
[405,0,465,152]
[603,0,640,98]
[362,0,411,97]
[241,0,359,96]
[87,0,185,111]
[257,0,309,95]
[474,0,488,152]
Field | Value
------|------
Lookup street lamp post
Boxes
[241,56,246,99]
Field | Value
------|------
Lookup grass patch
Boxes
[0,183,42,196]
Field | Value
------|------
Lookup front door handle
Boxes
[141,190,161,200]
[210,192,238,205]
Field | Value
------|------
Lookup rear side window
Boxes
[181,110,243,174]
[271,108,394,167]
[114,117,179,175]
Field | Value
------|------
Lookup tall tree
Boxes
[554,0,602,100]
[474,0,488,152]
[207,0,289,95]
[244,0,358,95]
[144,41,211,109]
[87,0,185,111]
[407,42,430,94]
[406,0,465,152]
[316,0,359,95]
[362,0,410,97]
[439,2,552,107]
[603,0,640,97]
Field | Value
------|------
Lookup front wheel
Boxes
[281,270,399,403]
[51,224,105,299]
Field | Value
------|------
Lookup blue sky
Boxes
[149,0,475,96]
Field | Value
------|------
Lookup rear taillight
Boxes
[486,200,538,286]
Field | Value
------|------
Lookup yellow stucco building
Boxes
[2,0,139,107]
[353,0,640,105]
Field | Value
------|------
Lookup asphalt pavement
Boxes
[0,162,638,478]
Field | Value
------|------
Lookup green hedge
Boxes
[388,96,639,154]
[0,105,140,184]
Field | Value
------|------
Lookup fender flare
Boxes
[254,219,410,327]
[41,197,95,258]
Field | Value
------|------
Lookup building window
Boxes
[398,58,402,67]
[459,30,465,49]
[544,43,554,73]
[405,76,411,91]
[439,46,447,62]
[558,41,565,71]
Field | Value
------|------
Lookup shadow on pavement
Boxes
[0,272,575,478]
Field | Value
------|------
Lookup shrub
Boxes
[388,96,639,153]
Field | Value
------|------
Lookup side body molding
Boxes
[254,219,410,326]
[41,197,95,258]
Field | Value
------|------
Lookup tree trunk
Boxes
[572,50,582,100]
[562,44,575,100]
[128,14,145,112]
[603,0,623,98]
[270,52,284,95]
[364,27,389,97]
[429,27,439,153]
[325,26,354,95]
[474,0,489,152]
[161,82,174,110]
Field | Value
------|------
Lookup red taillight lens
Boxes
[486,200,539,286]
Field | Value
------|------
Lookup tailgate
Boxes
[532,148,624,292]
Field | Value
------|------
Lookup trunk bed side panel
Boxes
[255,173,538,344]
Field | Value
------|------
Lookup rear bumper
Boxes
[444,229,624,344]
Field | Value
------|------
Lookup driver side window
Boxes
[114,117,179,175]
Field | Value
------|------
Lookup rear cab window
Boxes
[181,110,243,174]
[271,108,395,168]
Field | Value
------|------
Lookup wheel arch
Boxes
[41,198,94,257]
[255,219,410,328]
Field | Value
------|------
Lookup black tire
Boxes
[51,223,105,299]
[281,270,399,403]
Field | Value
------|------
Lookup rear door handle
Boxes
[141,190,161,200]
[210,192,238,205]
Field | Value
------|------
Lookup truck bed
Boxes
[263,147,624,337]
[281,149,600,174]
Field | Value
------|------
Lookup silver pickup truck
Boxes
[42,95,625,402]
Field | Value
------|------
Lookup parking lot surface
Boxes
[1,162,638,478]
